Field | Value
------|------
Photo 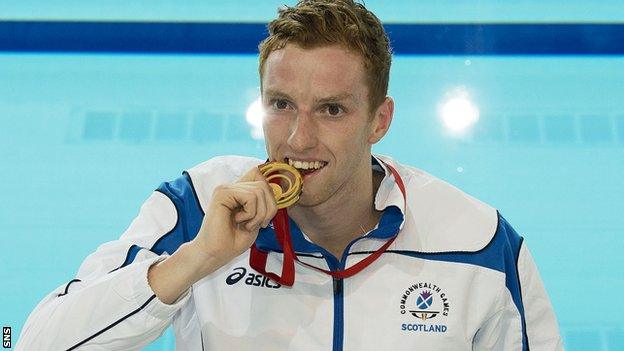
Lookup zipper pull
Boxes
[333,277,343,295]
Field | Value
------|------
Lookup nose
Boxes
[287,111,318,152]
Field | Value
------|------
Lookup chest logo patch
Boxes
[399,282,451,333]
[226,267,281,289]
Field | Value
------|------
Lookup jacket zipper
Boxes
[324,255,344,351]
[333,277,344,351]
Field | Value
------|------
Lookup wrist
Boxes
[183,241,229,281]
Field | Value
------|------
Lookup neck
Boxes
[289,162,385,259]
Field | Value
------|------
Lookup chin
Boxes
[294,196,318,208]
[294,191,327,208]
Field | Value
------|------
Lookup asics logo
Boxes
[226,267,281,289]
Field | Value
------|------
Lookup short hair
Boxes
[258,0,392,114]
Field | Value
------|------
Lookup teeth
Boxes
[287,158,326,170]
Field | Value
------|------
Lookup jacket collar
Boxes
[386,155,498,253]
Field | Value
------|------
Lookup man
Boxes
[17,1,562,350]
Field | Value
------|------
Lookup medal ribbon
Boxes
[250,160,406,287]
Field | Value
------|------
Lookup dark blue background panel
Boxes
[0,21,268,54]
[1,21,623,55]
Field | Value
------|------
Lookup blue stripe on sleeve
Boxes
[110,172,204,271]
[152,173,204,254]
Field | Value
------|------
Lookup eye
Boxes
[272,99,290,110]
[323,104,345,117]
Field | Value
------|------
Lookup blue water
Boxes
[1,53,623,349]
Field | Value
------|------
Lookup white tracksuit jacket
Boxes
[17,155,563,350]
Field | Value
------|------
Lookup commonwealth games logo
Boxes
[399,282,451,321]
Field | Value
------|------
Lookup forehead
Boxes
[262,44,367,98]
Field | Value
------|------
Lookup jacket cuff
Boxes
[133,255,192,320]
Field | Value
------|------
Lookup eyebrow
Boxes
[263,89,295,102]
[263,89,355,104]
[315,93,355,104]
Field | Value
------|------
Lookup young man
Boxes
[18,1,562,350]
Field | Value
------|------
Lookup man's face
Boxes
[261,43,379,207]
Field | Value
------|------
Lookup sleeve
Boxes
[473,215,564,350]
[516,243,564,350]
[16,183,196,350]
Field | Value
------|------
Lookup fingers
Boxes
[231,187,257,224]
[216,187,276,232]
[242,184,267,231]
[235,182,278,230]
[257,180,278,227]
[238,166,278,226]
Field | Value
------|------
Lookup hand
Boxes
[190,166,278,275]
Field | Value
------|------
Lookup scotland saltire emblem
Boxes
[410,290,439,320]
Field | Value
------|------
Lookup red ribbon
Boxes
[250,160,406,287]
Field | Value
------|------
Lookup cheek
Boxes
[262,115,290,148]
[263,115,283,136]
[337,123,369,147]
[323,125,366,159]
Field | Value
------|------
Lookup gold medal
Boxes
[259,161,303,209]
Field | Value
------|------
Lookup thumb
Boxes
[238,165,267,183]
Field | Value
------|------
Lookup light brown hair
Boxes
[258,0,392,114]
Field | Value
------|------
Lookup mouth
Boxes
[285,157,327,177]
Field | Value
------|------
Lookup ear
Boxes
[368,96,394,144]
